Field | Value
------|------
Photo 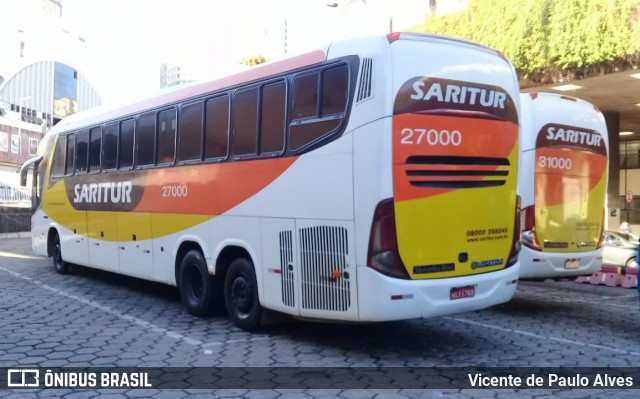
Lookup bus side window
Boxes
[157,108,176,165]
[65,133,75,175]
[260,81,286,155]
[178,101,204,162]
[204,95,229,160]
[51,135,66,177]
[102,122,118,170]
[233,88,258,157]
[322,65,348,115]
[119,119,134,169]
[89,126,102,172]
[136,112,156,167]
[289,64,348,151]
[75,129,89,174]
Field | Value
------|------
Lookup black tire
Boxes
[178,249,216,317]
[626,257,637,269]
[224,257,262,331]
[52,233,69,275]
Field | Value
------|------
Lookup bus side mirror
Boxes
[19,156,43,186]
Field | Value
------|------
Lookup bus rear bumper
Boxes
[356,263,519,322]
[518,247,602,279]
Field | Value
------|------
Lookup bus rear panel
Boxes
[518,93,608,279]
[356,34,521,321]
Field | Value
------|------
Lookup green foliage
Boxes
[411,0,640,78]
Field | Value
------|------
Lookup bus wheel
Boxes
[52,234,69,275]
[178,249,215,317]
[225,258,262,331]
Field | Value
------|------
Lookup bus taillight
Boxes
[521,205,541,251]
[507,195,522,266]
[367,199,410,279]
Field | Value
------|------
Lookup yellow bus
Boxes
[22,33,521,330]
[518,92,608,279]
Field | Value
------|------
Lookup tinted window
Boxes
[119,119,134,169]
[260,82,286,154]
[89,127,102,172]
[178,101,203,161]
[65,134,75,175]
[51,135,66,177]
[322,65,348,115]
[75,129,89,173]
[157,108,176,164]
[205,95,229,159]
[289,64,349,151]
[233,88,258,156]
[136,112,155,166]
[292,73,318,119]
[102,122,118,170]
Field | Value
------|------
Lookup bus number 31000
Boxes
[400,128,462,146]
[162,185,188,198]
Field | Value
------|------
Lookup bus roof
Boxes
[47,49,327,137]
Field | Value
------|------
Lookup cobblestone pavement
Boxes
[0,237,639,398]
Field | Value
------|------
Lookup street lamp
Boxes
[17,95,31,170]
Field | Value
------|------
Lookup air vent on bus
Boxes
[279,230,295,308]
[299,226,351,312]
[405,156,509,189]
[356,58,373,103]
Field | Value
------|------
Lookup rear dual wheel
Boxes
[224,258,263,331]
[178,249,220,317]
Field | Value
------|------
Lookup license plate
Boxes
[564,259,580,269]
[450,285,476,300]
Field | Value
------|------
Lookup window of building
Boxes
[51,135,66,177]
[233,88,258,156]
[136,112,156,167]
[260,81,286,154]
[65,133,75,175]
[205,95,229,160]
[157,108,176,165]
[178,101,203,162]
[102,122,118,170]
[289,64,349,151]
[89,126,102,172]
[75,129,89,173]
[119,119,134,169]
[620,141,640,169]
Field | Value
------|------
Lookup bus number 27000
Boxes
[162,185,188,198]
[400,128,462,146]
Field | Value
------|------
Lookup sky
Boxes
[59,0,427,105]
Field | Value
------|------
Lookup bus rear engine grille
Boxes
[405,156,509,189]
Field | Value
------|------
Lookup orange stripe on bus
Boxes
[136,157,298,214]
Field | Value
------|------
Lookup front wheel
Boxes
[178,249,216,317]
[224,258,262,331]
[626,257,638,269]
[52,234,69,275]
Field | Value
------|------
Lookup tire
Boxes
[52,233,69,275]
[178,249,216,317]
[224,257,262,331]
[626,257,638,269]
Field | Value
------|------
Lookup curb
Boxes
[0,231,31,240]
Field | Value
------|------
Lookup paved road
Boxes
[0,237,639,398]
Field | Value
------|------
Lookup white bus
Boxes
[518,92,608,279]
[22,33,521,330]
